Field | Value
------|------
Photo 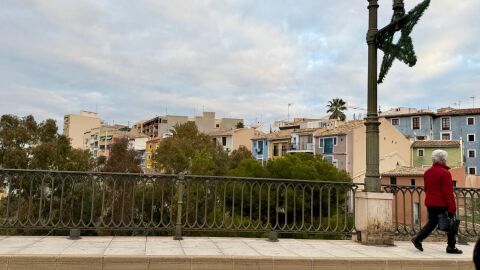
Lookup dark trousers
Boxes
[415,206,456,247]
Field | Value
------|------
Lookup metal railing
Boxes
[383,184,480,239]
[0,169,359,238]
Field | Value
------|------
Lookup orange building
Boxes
[381,166,466,228]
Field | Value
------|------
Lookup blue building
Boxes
[382,107,480,176]
[251,136,269,165]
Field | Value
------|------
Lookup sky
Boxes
[0,0,479,130]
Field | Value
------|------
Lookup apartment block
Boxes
[63,111,103,149]
[382,107,480,176]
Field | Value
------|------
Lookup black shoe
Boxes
[411,238,423,252]
[446,247,463,254]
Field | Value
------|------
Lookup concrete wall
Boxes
[195,112,216,133]
[350,119,411,183]
[231,129,257,151]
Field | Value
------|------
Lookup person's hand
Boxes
[447,212,455,219]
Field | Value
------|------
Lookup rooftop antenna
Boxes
[458,100,461,109]
[287,103,293,122]
[471,96,475,108]
[165,106,168,116]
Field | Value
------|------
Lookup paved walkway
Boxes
[0,236,474,269]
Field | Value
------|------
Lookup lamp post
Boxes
[365,0,381,192]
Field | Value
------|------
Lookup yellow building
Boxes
[145,138,161,170]
[266,130,293,159]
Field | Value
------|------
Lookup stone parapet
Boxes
[354,191,395,246]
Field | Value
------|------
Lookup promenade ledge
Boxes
[0,236,474,270]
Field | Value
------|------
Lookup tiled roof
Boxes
[209,128,265,138]
[412,140,461,148]
[381,166,426,177]
[314,120,364,137]
[253,129,292,141]
[291,128,321,135]
[147,137,162,143]
[435,108,480,116]
[381,108,480,118]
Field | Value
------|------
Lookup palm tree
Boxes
[326,98,347,121]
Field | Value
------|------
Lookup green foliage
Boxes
[0,114,93,171]
[326,98,347,121]
[102,139,142,173]
[235,122,244,128]
[156,122,229,174]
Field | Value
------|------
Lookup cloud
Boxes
[0,0,479,130]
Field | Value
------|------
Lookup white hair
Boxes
[432,149,448,164]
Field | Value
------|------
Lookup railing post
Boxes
[69,229,80,240]
[174,172,185,240]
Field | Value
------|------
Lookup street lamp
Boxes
[365,0,430,192]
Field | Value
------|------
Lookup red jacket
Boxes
[424,163,456,213]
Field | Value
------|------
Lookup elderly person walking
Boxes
[411,149,462,254]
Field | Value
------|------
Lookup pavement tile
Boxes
[349,259,387,270]
[146,247,185,256]
[183,247,224,256]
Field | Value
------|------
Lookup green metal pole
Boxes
[365,0,381,192]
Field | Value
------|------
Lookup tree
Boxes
[327,98,347,121]
[228,146,254,170]
[0,114,93,171]
[156,122,229,174]
[102,139,142,173]
[235,122,244,128]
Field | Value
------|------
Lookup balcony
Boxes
[287,142,314,153]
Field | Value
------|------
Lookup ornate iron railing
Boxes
[383,184,480,239]
[0,169,359,238]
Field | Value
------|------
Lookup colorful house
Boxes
[209,128,264,154]
[145,138,161,171]
[251,136,268,164]
[381,166,466,227]
[381,107,480,176]
[314,119,411,183]
[411,140,463,168]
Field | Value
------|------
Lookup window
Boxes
[468,167,477,175]
[416,136,426,141]
[417,149,424,157]
[441,117,450,130]
[281,144,287,156]
[216,124,220,128]
[319,138,324,147]
[162,119,168,123]
[222,137,227,146]
[468,150,476,158]
[213,138,217,143]
[412,117,420,130]
[391,118,400,125]
[390,177,397,185]
[257,141,264,154]
[453,181,457,187]
[468,134,475,142]
[411,179,416,186]
[467,117,475,125]
[273,144,279,157]
[441,132,451,141]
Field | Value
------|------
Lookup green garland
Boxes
[378,0,431,84]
